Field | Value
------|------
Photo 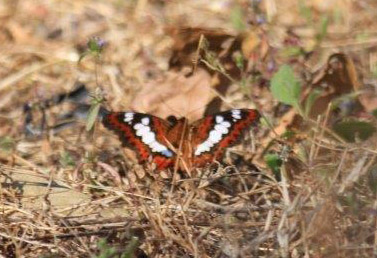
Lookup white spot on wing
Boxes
[133,123,143,130]
[209,130,222,143]
[215,124,229,134]
[142,132,155,144]
[135,125,150,136]
[216,116,224,123]
[132,121,173,157]
[222,121,231,128]
[162,150,173,157]
[195,113,236,156]
[124,112,134,124]
[141,117,150,125]
[195,142,211,155]
[231,109,242,121]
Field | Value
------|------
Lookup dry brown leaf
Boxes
[166,26,238,69]
[358,84,377,112]
[241,31,260,58]
[166,26,245,114]
[307,53,360,118]
[97,161,122,185]
[241,30,269,62]
[131,68,212,121]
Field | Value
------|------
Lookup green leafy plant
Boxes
[79,37,106,63]
[59,151,76,168]
[0,136,15,152]
[94,237,139,258]
[230,5,246,31]
[316,16,329,43]
[86,89,104,132]
[270,65,302,114]
[304,88,323,116]
[95,239,117,258]
[368,165,377,195]
[333,120,376,142]
[264,153,283,181]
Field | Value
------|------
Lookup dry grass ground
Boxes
[1,0,377,257]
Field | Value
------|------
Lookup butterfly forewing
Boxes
[191,109,260,167]
[103,112,176,169]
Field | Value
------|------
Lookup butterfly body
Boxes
[103,109,260,171]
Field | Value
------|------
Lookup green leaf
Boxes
[316,15,329,42]
[233,52,244,70]
[264,153,283,181]
[86,102,101,131]
[78,50,89,64]
[86,88,104,132]
[281,46,304,58]
[95,238,117,258]
[121,237,139,258]
[0,136,15,152]
[230,5,246,31]
[270,65,301,109]
[78,37,106,64]
[87,37,105,54]
[368,166,377,194]
[59,151,76,168]
[333,120,376,142]
[281,130,296,140]
[304,88,322,116]
[298,0,313,23]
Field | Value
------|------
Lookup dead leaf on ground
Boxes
[357,84,377,112]
[166,26,245,114]
[306,53,360,118]
[241,29,269,65]
[166,26,239,69]
[131,68,213,121]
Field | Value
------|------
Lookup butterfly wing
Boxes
[103,112,176,170]
[191,109,260,167]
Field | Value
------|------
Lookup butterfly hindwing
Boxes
[103,112,176,169]
[191,109,260,167]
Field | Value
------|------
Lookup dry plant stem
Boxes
[299,208,310,257]
[332,147,349,184]
[0,158,71,191]
[314,103,332,159]
[374,196,377,257]
[192,34,205,74]
[170,118,189,193]
[322,37,377,49]
[60,219,93,256]
[309,114,322,165]
[0,231,55,248]
[280,165,291,206]
[276,165,291,258]
[0,61,66,93]
[200,59,237,85]
[339,153,377,194]
[84,184,156,201]
[306,116,346,144]
[263,196,273,232]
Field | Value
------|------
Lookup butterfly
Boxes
[102,109,260,171]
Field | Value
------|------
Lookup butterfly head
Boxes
[166,115,189,127]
